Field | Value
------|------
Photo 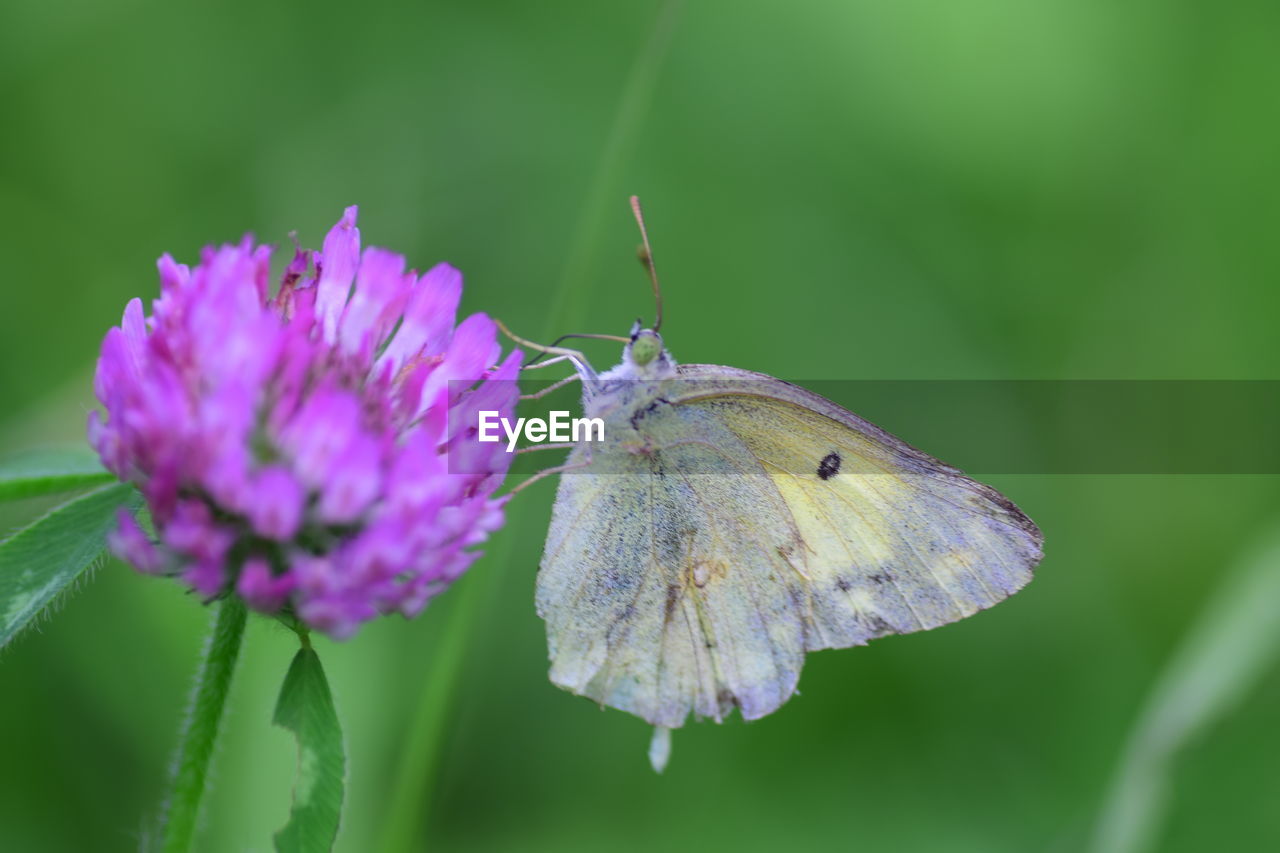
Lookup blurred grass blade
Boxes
[1091,523,1280,853]
[0,447,113,502]
[273,646,345,853]
[378,5,683,852]
[545,0,684,334]
[0,481,139,649]
[376,571,492,852]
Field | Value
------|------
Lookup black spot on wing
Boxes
[817,452,841,480]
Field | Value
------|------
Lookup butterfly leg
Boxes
[520,373,581,402]
[508,441,594,496]
[516,442,578,454]
[519,354,576,372]
[496,319,599,384]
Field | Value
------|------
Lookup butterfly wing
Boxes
[669,364,1043,653]
[536,365,1043,728]
[537,403,810,728]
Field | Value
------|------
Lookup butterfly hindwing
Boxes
[537,403,808,727]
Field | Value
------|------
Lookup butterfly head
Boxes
[620,318,675,379]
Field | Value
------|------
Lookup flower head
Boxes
[90,207,522,639]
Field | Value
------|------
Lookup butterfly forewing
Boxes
[672,368,1042,652]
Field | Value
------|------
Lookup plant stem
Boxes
[160,596,248,853]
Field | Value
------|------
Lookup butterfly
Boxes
[506,198,1043,771]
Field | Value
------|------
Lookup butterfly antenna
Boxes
[630,195,663,332]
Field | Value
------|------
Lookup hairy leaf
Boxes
[0,482,140,648]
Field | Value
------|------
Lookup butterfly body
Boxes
[536,330,1043,729]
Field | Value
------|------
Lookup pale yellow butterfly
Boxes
[508,198,1043,771]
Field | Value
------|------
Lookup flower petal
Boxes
[338,246,410,356]
[237,558,295,611]
[378,262,463,373]
[316,206,361,341]
[107,510,164,574]
[247,466,306,540]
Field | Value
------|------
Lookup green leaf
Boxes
[0,481,140,649]
[1091,522,1280,853]
[0,447,115,502]
[273,646,346,853]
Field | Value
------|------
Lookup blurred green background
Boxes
[2,0,1278,850]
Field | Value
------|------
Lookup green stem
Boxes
[160,597,248,853]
